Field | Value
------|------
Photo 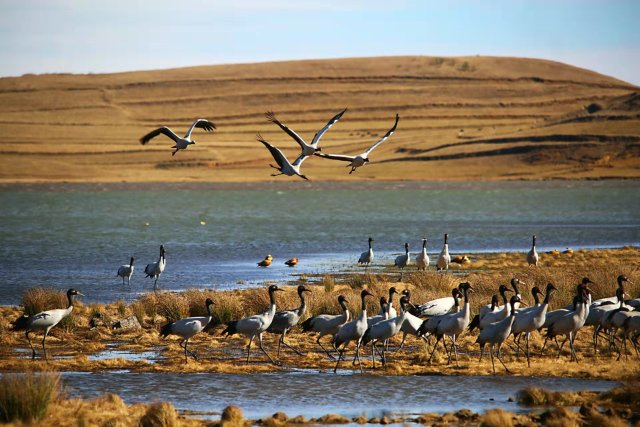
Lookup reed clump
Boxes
[517,387,586,406]
[0,370,60,423]
[140,402,178,427]
[480,408,514,427]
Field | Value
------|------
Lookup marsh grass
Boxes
[517,387,585,406]
[0,370,60,423]
[140,402,177,427]
[480,408,514,427]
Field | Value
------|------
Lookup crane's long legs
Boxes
[180,339,198,362]
[246,336,255,362]
[479,343,485,362]
[495,343,511,373]
[448,335,459,367]
[334,347,345,373]
[42,332,49,361]
[26,331,36,359]
[317,336,337,360]
[525,333,531,367]
[258,333,278,365]
[489,345,496,375]
[278,330,304,357]
[428,336,441,363]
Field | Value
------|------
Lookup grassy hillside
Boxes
[0,56,638,182]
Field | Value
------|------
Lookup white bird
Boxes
[418,288,462,358]
[545,282,591,362]
[11,288,84,360]
[436,233,450,271]
[526,235,539,266]
[266,285,312,357]
[476,295,521,374]
[139,119,216,156]
[144,245,167,289]
[358,237,374,267]
[409,284,462,318]
[512,283,557,366]
[427,283,474,366]
[315,114,399,174]
[301,295,350,359]
[117,256,135,286]
[477,285,513,330]
[265,109,347,157]
[397,289,430,350]
[333,289,373,373]
[591,275,633,307]
[379,287,399,318]
[257,134,310,180]
[415,238,430,271]
[394,242,410,280]
[362,296,411,368]
[222,285,284,365]
[160,298,215,362]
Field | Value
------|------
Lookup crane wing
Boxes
[363,114,399,156]
[185,119,216,138]
[315,152,356,163]
[139,126,181,145]
[310,108,347,147]
[265,111,307,149]
[292,153,309,167]
[257,134,288,170]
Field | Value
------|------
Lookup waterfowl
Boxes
[258,255,273,267]
[416,238,429,271]
[11,288,84,360]
[315,114,399,174]
[333,289,373,373]
[257,134,310,180]
[477,295,521,374]
[266,285,311,356]
[117,256,134,286]
[284,257,299,267]
[436,233,450,271]
[222,285,284,364]
[527,235,539,266]
[144,245,167,289]
[358,237,374,267]
[160,298,215,362]
[265,109,347,157]
[139,119,215,156]
[301,295,350,359]
[394,243,410,280]
[451,255,470,265]
[362,296,411,368]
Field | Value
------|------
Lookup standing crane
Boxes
[266,285,311,357]
[144,245,167,289]
[301,295,350,359]
[332,289,373,373]
[160,298,215,362]
[476,295,521,374]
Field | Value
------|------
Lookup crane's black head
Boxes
[404,242,409,250]
[444,233,448,243]
[130,256,135,264]
[379,296,387,306]
[459,282,474,292]
[337,295,348,304]
[490,294,499,307]
[617,275,632,285]
[546,283,558,293]
[368,237,374,242]
[361,289,373,299]
[205,298,215,306]
[363,158,370,164]
[67,288,84,297]
[399,295,410,309]
[510,278,522,292]
[389,287,398,295]
[297,285,311,294]
[402,289,411,297]
[268,285,283,293]
[581,277,594,285]
[509,295,521,308]
[451,288,461,298]
[498,285,512,294]
[160,245,167,254]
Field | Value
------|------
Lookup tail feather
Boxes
[300,317,315,333]
[11,315,30,331]
[222,320,238,336]
[361,327,373,346]
[417,319,429,336]
[159,322,173,338]
[468,314,480,332]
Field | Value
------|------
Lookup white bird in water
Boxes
[117,256,135,286]
[222,285,284,365]
[436,233,451,271]
[257,134,310,180]
[527,235,539,266]
[139,119,216,156]
[416,238,429,271]
[144,245,167,290]
[358,237,374,267]
[265,109,347,157]
[315,114,399,174]
[160,298,215,363]
[11,288,84,360]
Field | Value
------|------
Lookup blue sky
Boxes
[1,0,638,84]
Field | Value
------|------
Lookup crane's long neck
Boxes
[130,257,135,267]
[297,291,307,317]
[368,240,373,250]
[533,291,540,306]
[66,293,75,309]
[359,295,368,320]
[532,236,536,248]
[462,288,471,319]
[339,300,350,323]
[501,292,510,315]
[268,290,277,316]
[388,291,395,312]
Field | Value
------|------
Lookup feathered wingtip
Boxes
[222,320,238,336]
[361,326,373,346]
[468,314,480,332]
[264,111,279,124]
[300,317,314,333]
[10,315,30,331]
[159,322,173,338]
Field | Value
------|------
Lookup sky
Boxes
[1,0,639,85]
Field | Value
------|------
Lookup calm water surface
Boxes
[59,370,618,419]
[1,181,638,304]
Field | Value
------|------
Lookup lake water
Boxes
[0,181,638,305]
[59,370,618,419]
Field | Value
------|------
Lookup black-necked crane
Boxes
[265,109,346,157]
[367,297,389,327]
[621,315,640,357]
[427,283,474,366]
[394,243,410,281]
[301,295,350,359]
[332,289,373,373]
[512,283,557,366]
[257,134,310,180]
[117,256,134,286]
[144,245,167,289]
[266,285,311,357]
[526,235,539,266]
[436,233,450,271]
[379,287,399,318]
[160,298,215,362]
[11,288,84,360]
[315,114,399,174]
[470,285,513,331]
[222,285,284,365]
[591,275,632,307]
[397,289,431,350]
[362,296,411,368]
[358,237,374,268]
[588,286,625,353]
[416,238,429,271]
[545,281,592,362]
[140,119,216,156]
[409,287,460,318]
[476,295,521,374]
[418,288,462,357]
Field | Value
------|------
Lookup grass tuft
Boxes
[0,371,60,423]
[480,408,514,427]
[139,402,177,427]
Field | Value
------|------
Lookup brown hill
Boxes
[0,56,638,183]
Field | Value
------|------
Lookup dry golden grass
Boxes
[0,370,59,423]
[480,409,514,427]
[1,56,638,183]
